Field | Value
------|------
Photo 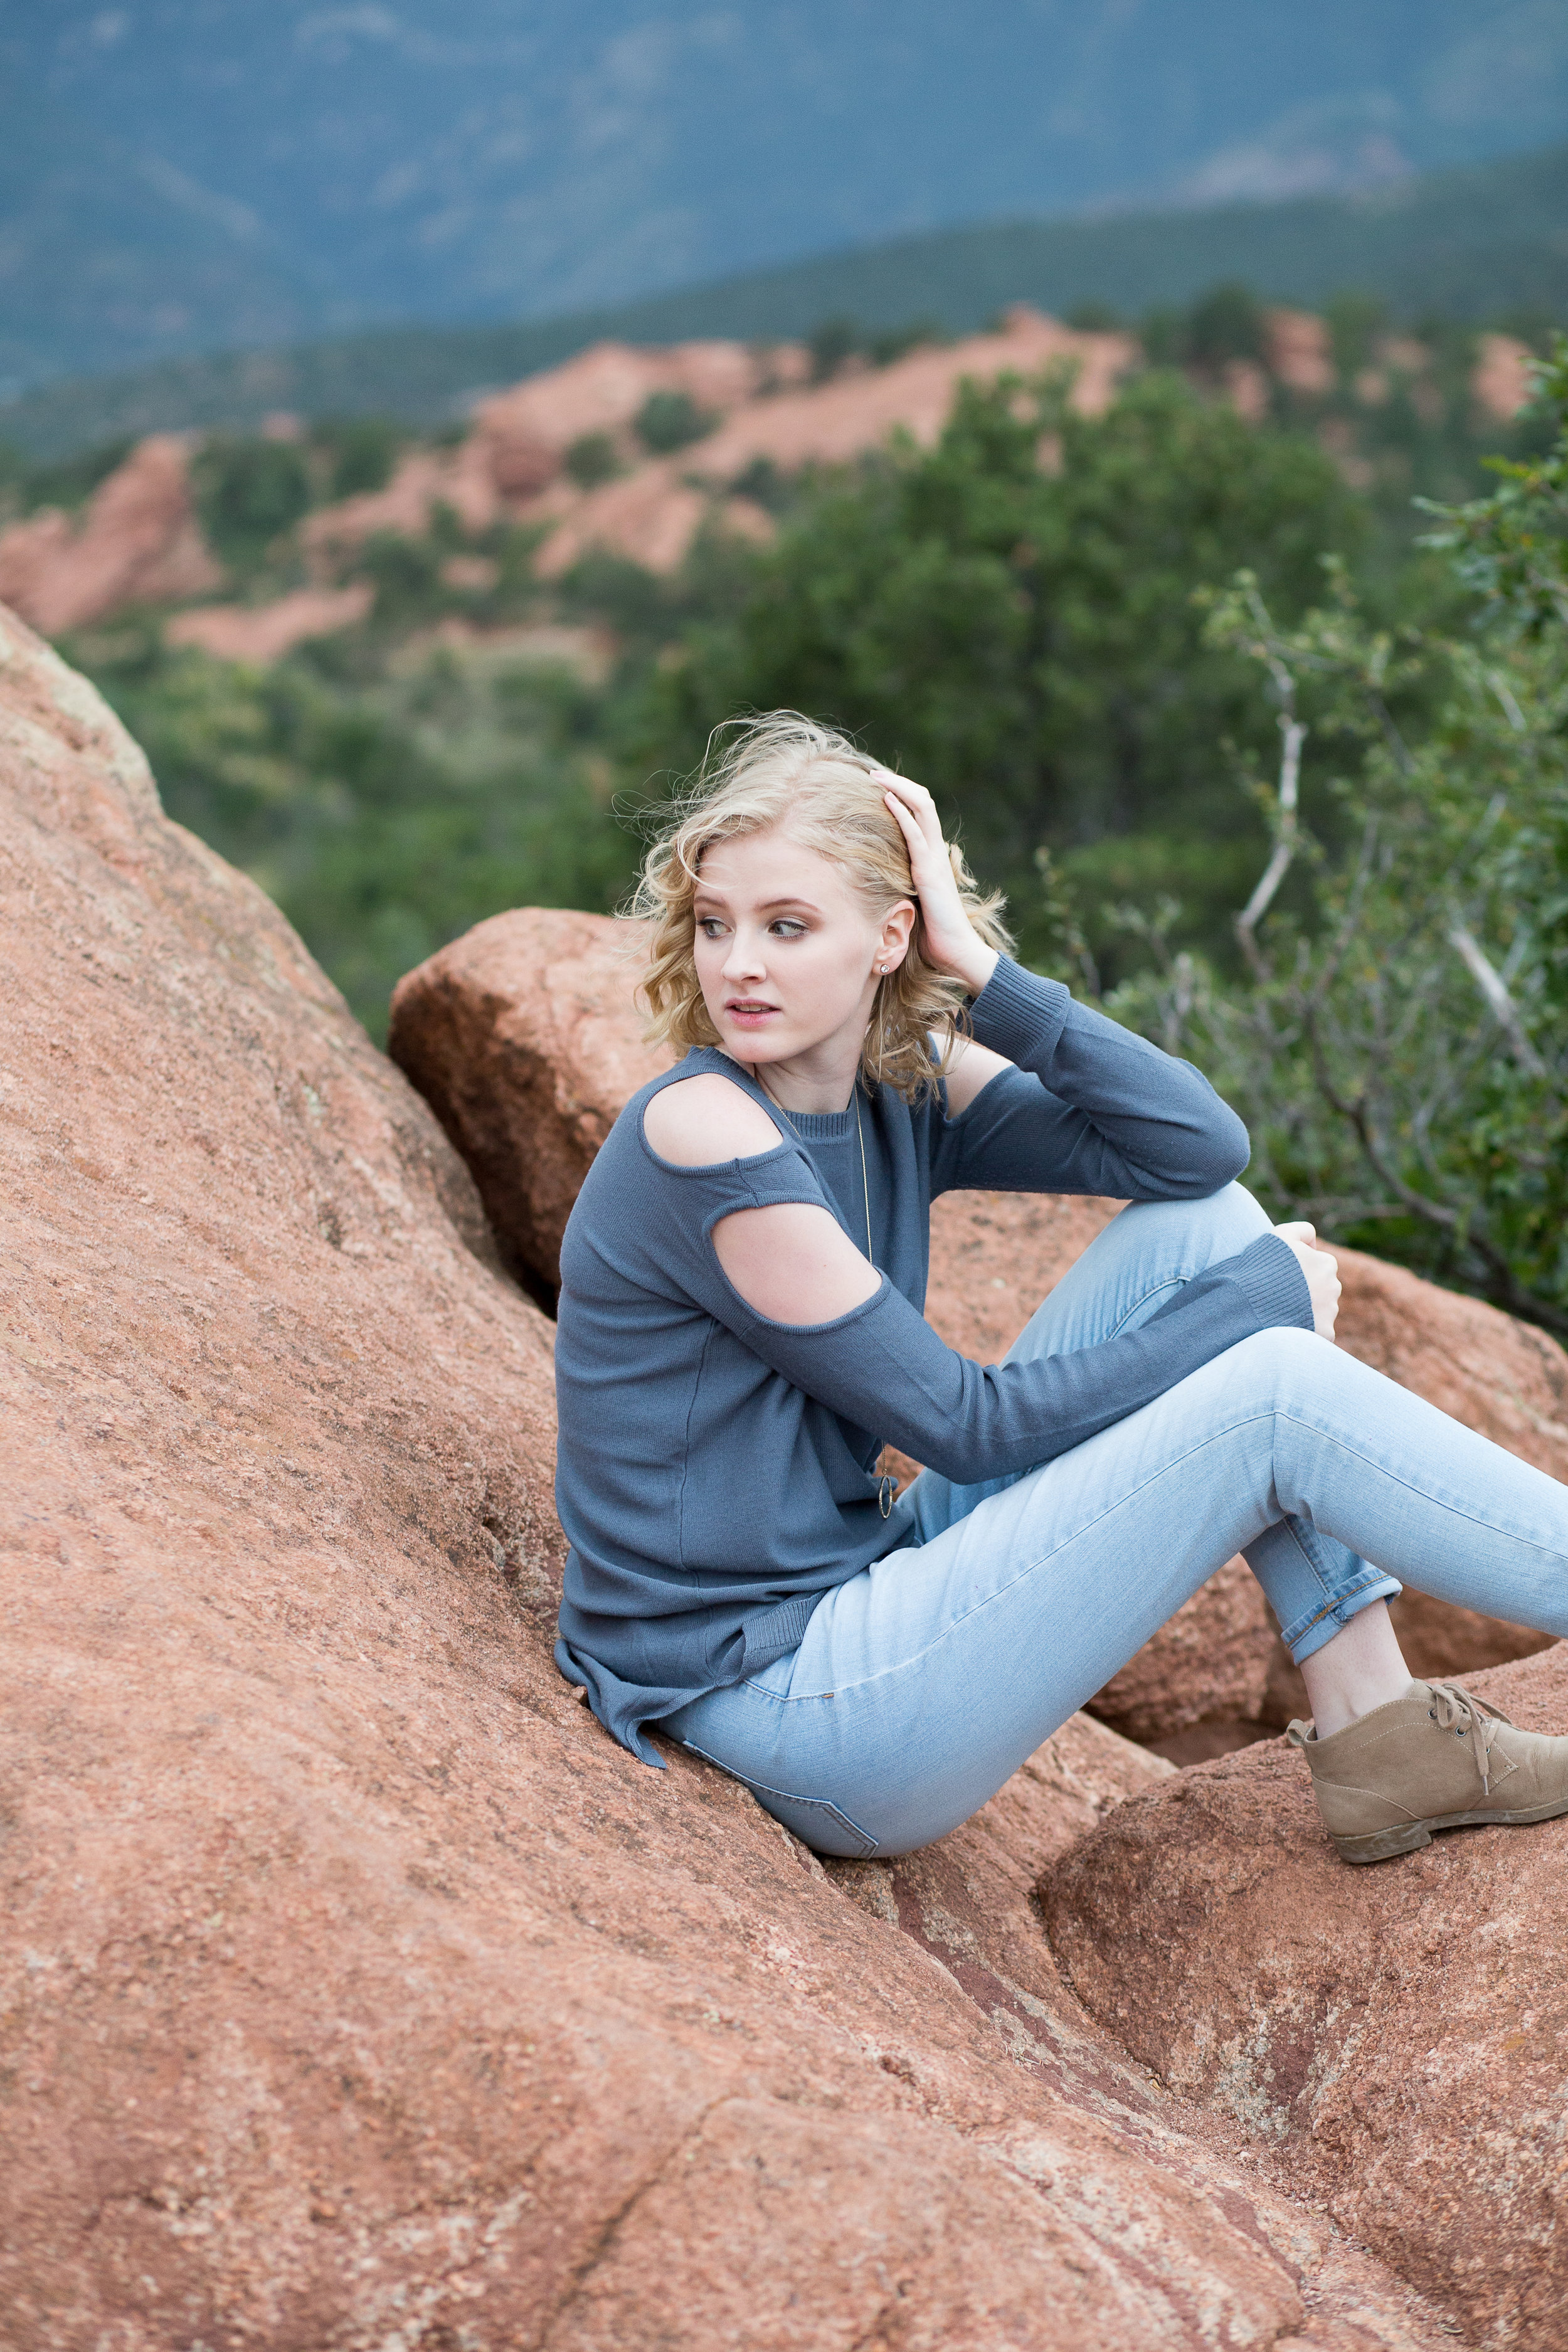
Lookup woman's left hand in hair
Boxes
[878,771,999,998]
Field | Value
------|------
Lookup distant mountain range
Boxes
[2,0,1565,397]
[3,142,1563,464]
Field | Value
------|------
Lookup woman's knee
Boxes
[1113,1180,1270,1267]
[1232,1320,1333,1401]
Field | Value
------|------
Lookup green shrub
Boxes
[193,435,314,566]
[565,432,623,488]
[633,391,715,456]
[1054,342,1568,1333]
[314,416,402,499]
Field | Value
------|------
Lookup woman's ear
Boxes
[877,899,917,972]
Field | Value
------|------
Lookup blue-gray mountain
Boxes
[3,0,1565,393]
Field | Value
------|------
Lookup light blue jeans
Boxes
[659,1184,1568,1856]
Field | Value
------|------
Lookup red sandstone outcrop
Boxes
[1472,330,1537,422]
[389,907,672,1296]
[1222,357,1271,423]
[1265,309,1335,396]
[530,458,776,579]
[531,307,1133,576]
[1042,1641,1568,2351]
[164,580,374,664]
[470,336,803,499]
[299,438,505,568]
[2,607,1452,2346]
[683,309,1131,477]
[299,337,802,569]
[300,312,1131,585]
[0,436,222,635]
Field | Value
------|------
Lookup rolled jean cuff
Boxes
[1281,1569,1403,1666]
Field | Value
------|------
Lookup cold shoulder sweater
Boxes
[553,956,1311,1761]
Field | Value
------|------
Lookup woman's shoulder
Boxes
[601,1047,787,1174]
[642,1071,782,1168]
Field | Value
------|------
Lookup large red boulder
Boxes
[4,607,1447,2347]
[1042,1643,1568,2351]
[389,906,672,1298]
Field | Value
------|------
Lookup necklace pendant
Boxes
[878,1473,895,1519]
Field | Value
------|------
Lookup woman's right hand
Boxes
[1274,1222,1341,1339]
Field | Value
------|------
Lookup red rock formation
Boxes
[530,309,1134,576]
[0,437,222,634]
[687,309,1131,475]
[1473,331,1537,422]
[531,460,775,580]
[1264,309,1335,396]
[1222,358,1271,423]
[1042,1641,1568,2351]
[299,440,504,568]
[298,338,802,569]
[164,581,373,664]
[306,313,1133,585]
[388,907,672,1296]
[471,336,795,499]
[2,608,1451,2346]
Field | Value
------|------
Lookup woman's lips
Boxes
[725,999,779,1027]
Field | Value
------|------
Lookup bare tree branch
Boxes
[1447,922,1547,1077]
[1235,711,1306,977]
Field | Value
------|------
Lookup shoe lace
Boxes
[1428,1680,1512,1794]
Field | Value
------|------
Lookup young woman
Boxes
[553,714,1568,1867]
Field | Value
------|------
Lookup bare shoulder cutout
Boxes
[642,1071,785,1167]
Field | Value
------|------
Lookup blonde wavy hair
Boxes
[629,712,1012,1100]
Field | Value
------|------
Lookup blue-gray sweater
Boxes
[554,956,1311,1761]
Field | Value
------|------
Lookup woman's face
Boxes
[691,826,909,1069]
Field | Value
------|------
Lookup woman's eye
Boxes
[697,918,726,937]
[770,919,806,939]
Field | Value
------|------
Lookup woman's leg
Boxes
[661,1323,1568,1856]
[906,1184,1401,1664]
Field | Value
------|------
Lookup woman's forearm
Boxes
[955,956,1251,1200]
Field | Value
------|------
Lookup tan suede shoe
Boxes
[1288,1679,1568,1865]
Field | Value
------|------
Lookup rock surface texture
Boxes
[1043,1645,1568,2351]
[4,608,1467,2346]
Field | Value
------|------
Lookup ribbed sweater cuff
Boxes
[1225,1231,1316,1333]
[967,955,1071,1072]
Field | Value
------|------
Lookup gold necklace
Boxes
[756,1070,894,1518]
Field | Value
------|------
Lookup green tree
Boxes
[314,415,402,499]
[193,434,314,568]
[565,432,622,487]
[1074,344,1568,1332]
[77,630,638,1041]
[634,391,716,455]
[644,367,1363,968]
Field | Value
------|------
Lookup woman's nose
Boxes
[723,931,766,978]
